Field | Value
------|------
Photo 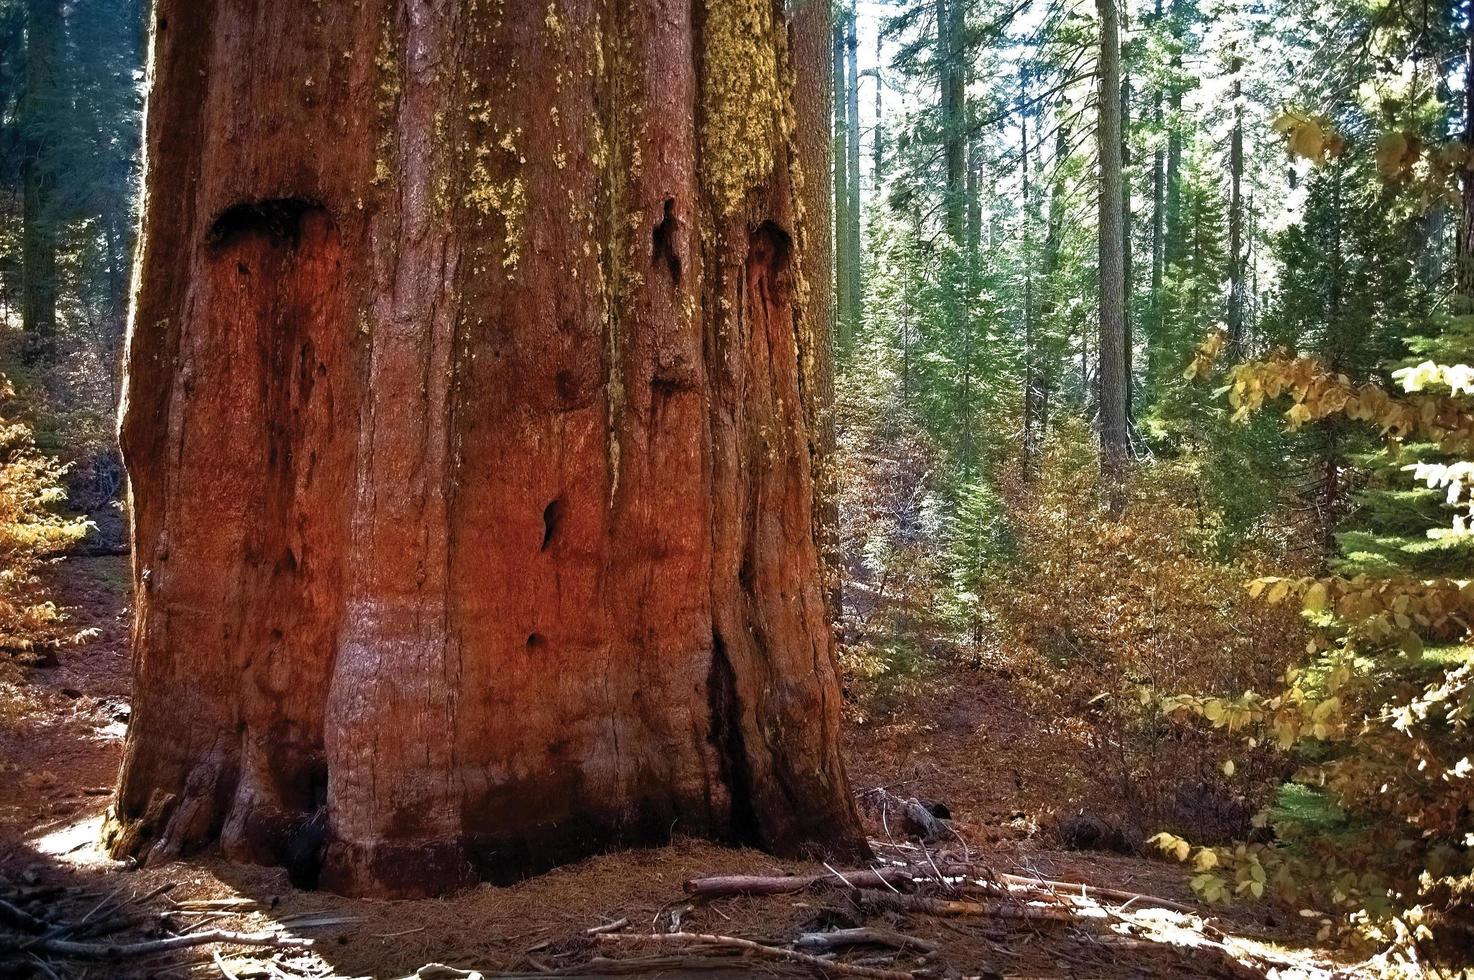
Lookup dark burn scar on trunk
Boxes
[706,631,761,845]
[652,197,682,283]
[541,496,565,551]
[207,198,326,251]
[746,221,791,287]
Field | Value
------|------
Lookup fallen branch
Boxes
[683,865,1201,917]
[995,873,1200,916]
[793,928,939,955]
[6,928,312,961]
[0,896,47,933]
[595,930,915,979]
[683,866,922,899]
[214,949,244,980]
[856,890,1076,923]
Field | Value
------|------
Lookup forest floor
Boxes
[0,556,1366,979]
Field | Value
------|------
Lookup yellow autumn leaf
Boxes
[1375,131,1412,180]
[1271,112,1301,134]
[1303,581,1329,612]
[1289,121,1326,161]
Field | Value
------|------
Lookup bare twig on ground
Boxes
[684,862,1201,917]
[0,896,47,933]
[855,889,1076,923]
[3,928,312,961]
[994,872,1201,915]
[683,865,922,898]
[213,948,243,980]
[595,930,917,979]
[793,927,940,955]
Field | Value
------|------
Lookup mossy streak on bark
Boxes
[698,0,785,217]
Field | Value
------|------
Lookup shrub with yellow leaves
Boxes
[0,376,90,665]
[1271,108,1474,208]
[991,420,1306,844]
[1272,111,1347,165]
[1167,348,1474,966]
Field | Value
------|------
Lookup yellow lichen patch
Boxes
[464,126,528,273]
[699,0,783,216]
[372,21,402,187]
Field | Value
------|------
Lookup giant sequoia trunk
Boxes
[108,0,865,899]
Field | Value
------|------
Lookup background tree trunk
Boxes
[1148,0,1163,381]
[844,1,863,336]
[833,9,854,350]
[1096,0,1128,503]
[19,0,61,364]
[1164,0,1183,275]
[108,0,865,900]
[1021,68,1039,472]
[872,33,884,188]
[1458,8,1474,311]
[1119,39,1132,424]
[1227,44,1244,350]
[794,0,844,625]
[938,0,965,240]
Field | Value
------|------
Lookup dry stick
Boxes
[16,929,313,960]
[793,927,940,955]
[70,911,162,941]
[993,872,1200,916]
[856,890,1075,923]
[506,955,802,977]
[25,955,62,980]
[683,866,923,899]
[213,949,243,980]
[684,865,1199,917]
[584,918,628,935]
[0,896,47,933]
[595,931,915,980]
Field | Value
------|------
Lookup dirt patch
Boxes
[843,662,1094,850]
[0,555,130,848]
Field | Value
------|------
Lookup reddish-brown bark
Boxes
[109,0,865,898]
